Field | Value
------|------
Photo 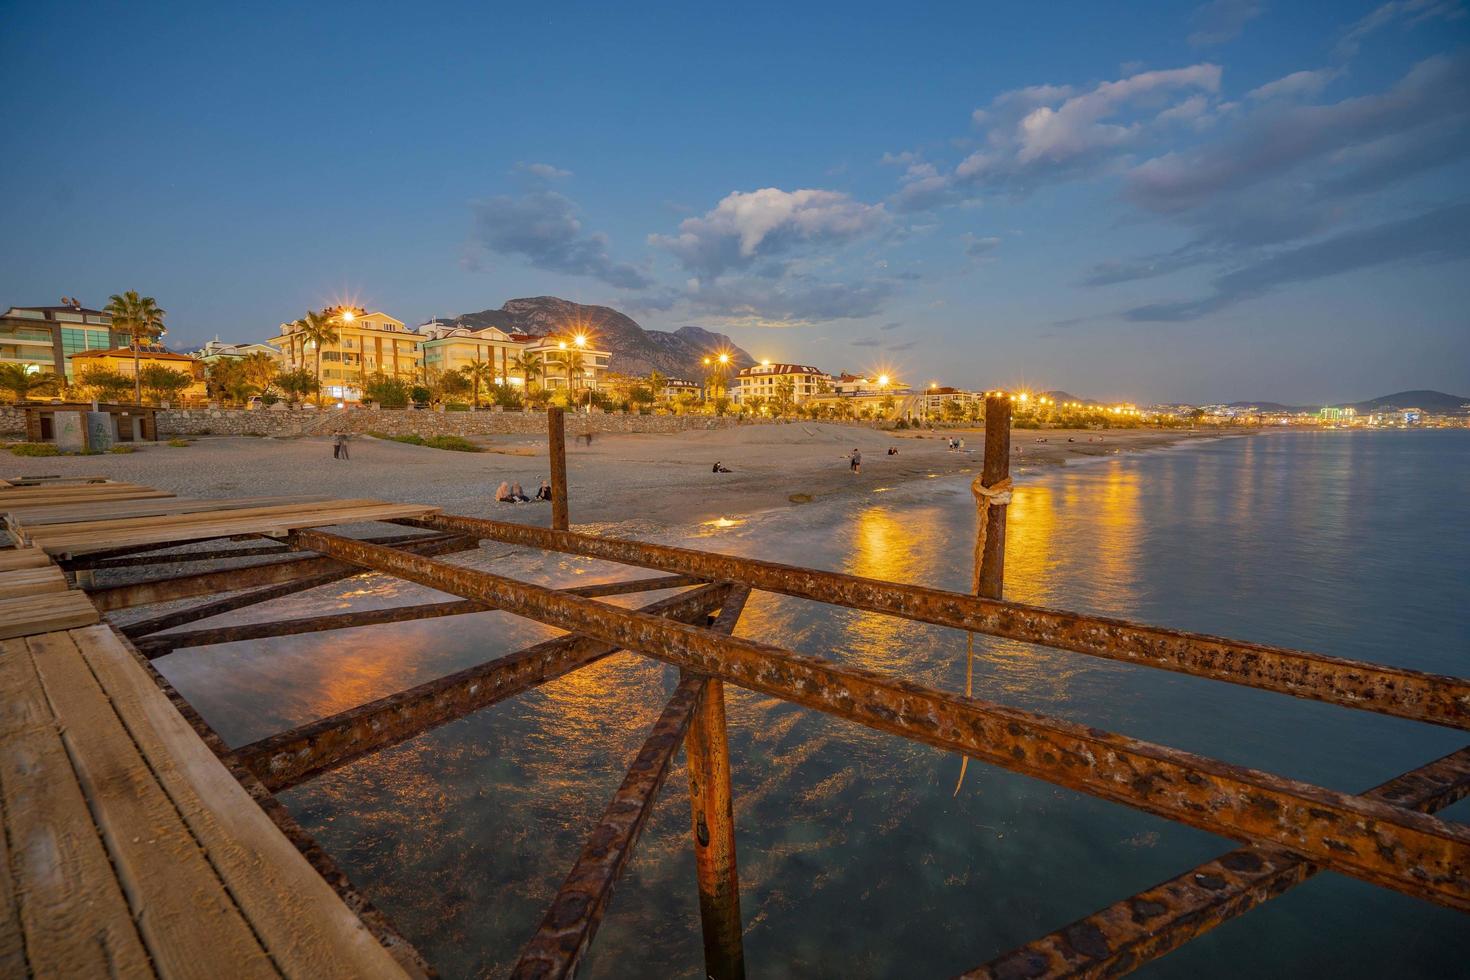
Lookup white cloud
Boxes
[1246,68,1340,101]
[651,188,885,278]
[1336,0,1466,60]
[516,162,572,179]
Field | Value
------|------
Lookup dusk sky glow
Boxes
[3,0,1467,403]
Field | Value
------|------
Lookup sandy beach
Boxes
[4,422,1245,528]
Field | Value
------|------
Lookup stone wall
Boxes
[0,407,23,436]
[150,406,747,438]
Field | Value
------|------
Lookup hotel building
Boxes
[525,334,611,392]
[419,323,531,386]
[0,302,130,379]
[732,362,830,405]
[268,307,422,402]
[69,346,208,403]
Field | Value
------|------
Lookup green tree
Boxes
[104,290,166,405]
[773,377,796,416]
[646,369,665,400]
[0,364,61,404]
[435,368,472,405]
[239,351,279,395]
[206,359,256,406]
[139,364,194,405]
[462,359,495,408]
[291,310,341,406]
[78,366,135,403]
[275,368,320,407]
[360,372,409,408]
[512,351,542,391]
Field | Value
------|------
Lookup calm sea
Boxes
[160,429,1470,978]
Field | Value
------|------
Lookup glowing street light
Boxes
[558,341,568,350]
[877,374,890,387]
[718,353,730,365]
[573,333,587,348]
[761,358,771,367]
[340,310,355,322]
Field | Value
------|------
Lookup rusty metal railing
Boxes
[98,397,1467,979]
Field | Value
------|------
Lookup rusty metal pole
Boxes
[978,394,1012,598]
[548,406,569,530]
[684,589,750,980]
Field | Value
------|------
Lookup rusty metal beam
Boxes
[235,583,733,792]
[401,515,1470,732]
[88,531,469,611]
[117,534,475,638]
[511,673,707,980]
[110,629,436,978]
[292,528,1470,912]
[548,406,569,531]
[967,744,1470,979]
[684,587,751,980]
[63,531,442,571]
[132,575,704,658]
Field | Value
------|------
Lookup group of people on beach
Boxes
[497,480,552,503]
[945,436,966,451]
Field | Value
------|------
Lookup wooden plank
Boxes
[26,630,278,978]
[0,591,99,640]
[30,503,443,555]
[19,498,388,538]
[0,547,51,571]
[75,626,411,979]
[7,495,336,526]
[0,638,153,978]
[0,566,68,599]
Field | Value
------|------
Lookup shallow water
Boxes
[160,429,1470,978]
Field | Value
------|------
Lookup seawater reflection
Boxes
[156,431,1470,978]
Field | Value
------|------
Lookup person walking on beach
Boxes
[332,433,349,460]
[849,448,862,474]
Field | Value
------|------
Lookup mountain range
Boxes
[1226,390,1470,413]
[437,297,754,381]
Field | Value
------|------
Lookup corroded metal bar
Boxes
[292,528,1470,911]
[978,394,1011,597]
[967,745,1470,979]
[548,407,569,531]
[684,587,751,980]
[118,535,475,638]
[112,630,435,978]
[88,531,468,611]
[403,514,1470,731]
[511,674,707,979]
[132,575,703,657]
[236,584,732,792]
[64,531,438,571]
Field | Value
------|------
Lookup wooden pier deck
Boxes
[0,477,439,977]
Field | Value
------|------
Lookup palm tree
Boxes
[104,290,166,405]
[292,310,340,406]
[563,350,586,393]
[464,358,495,408]
[511,351,542,391]
[238,351,279,395]
[0,364,61,404]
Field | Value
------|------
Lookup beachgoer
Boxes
[712,461,732,473]
[510,482,530,502]
[887,446,898,456]
[496,481,515,503]
[332,433,347,460]
[850,449,862,474]
[536,479,552,501]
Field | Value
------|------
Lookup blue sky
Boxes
[2,0,1467,403]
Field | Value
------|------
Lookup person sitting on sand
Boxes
[887,446,898,455]
[536,479,552,501]
[496,481,516,503]
[510,482,531,502]
[712,461,732,473]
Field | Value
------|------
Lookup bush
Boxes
[110,444,138,454]
[166,438,190,447]
[367,432,479,452]
[8,443,60,457]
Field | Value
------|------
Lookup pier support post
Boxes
[977,395,1012,598]
[684,589,750,980]
[548,407,569,531]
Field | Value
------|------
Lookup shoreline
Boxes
[3,422,1253,532]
